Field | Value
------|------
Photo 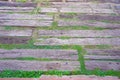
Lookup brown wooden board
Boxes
[0,30,32,36]
[0,37,30,44]
[35,38,120,45]
[0,20,53,27]
[85,60,120,70]
[0,60,80,71]
[58,20,120,28]
[0,49,78,60]
[38,30,120,38]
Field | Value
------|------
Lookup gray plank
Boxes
[0,7,34,10]
[84,55,120,60]
[40,8,58,13]
[60,14,120,22]
[86,49,120,56]
[0,1,36,7]
[0,7,58,13]
[89,3,112,9]
[93,9,115,14]
[0,37,31,44]
[58,20,120,28]
[85,61,120,70]
[66,0,120,3]
[0,37,30,44]
[0,60,80,71]
[0,30,32,36]
[35,38,120,45]
[0,14,53,20]
[60,8,92,13]
[51,2,112,9]
[38,30,120,37]
[0,49,78,60]
[51,2,91,8]
[0,20,52,27]
[40,75,120,80]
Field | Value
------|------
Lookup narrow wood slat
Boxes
[0,30,32,36]
[0,20,52,27]
[60,14,120,22]
[86,49,120,56]
[4,0,119,3]
[0,37,30,44]
[0,49,78,60]
[0,7,58,13]
[85,61,120,70]
[0,14,53,20]
[60,8,92,13]
[58,20,120,28]
[84,55,120,60]
[93,9,115,14]
[35,38,120,45]
[0,60,80,71]
[0,1,36,7]
[38,30,120,37]
[50,2,112,10]
[66,0,120,3]
[51,2,91,8]
[84,49,120,60]
[0,7,34,10]
[0,7,116,14]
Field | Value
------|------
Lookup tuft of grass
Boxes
[37,25,105,30]
[16,0,27,2]
[0,57,52,61]
[0,70,120,78]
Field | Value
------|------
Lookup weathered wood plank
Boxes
[0,7,34,10]
[84,49,120,60]
[0,20,53,27]
[60,14,120,22]
[58,20,120,28]
[66,0,120,3]
[0,30,32,36]
[0,14,53,20]
[85,61,120,70]
[60,8,92,13]
[0,7,116,14]
[51,2,90,8]
[0,37,30,44]
[5,0,120,3]
[38,30,120,37]
[0,60,80,71]
[93,9,115,14]
[86,49,120,56]
[50,2,112,10]
[0,49,78,60]
[0,1,36,7]
[0,7,58,13]
[84,55,120,60]
[35,38,120,45]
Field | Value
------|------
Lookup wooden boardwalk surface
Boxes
[0,0,120,73]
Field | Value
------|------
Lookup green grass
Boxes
[16,0,27,2]
[0,70,120,78]
[0,57,53,61]
[37,26,105,30]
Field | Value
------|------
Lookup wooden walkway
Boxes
[0,0,120,72]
